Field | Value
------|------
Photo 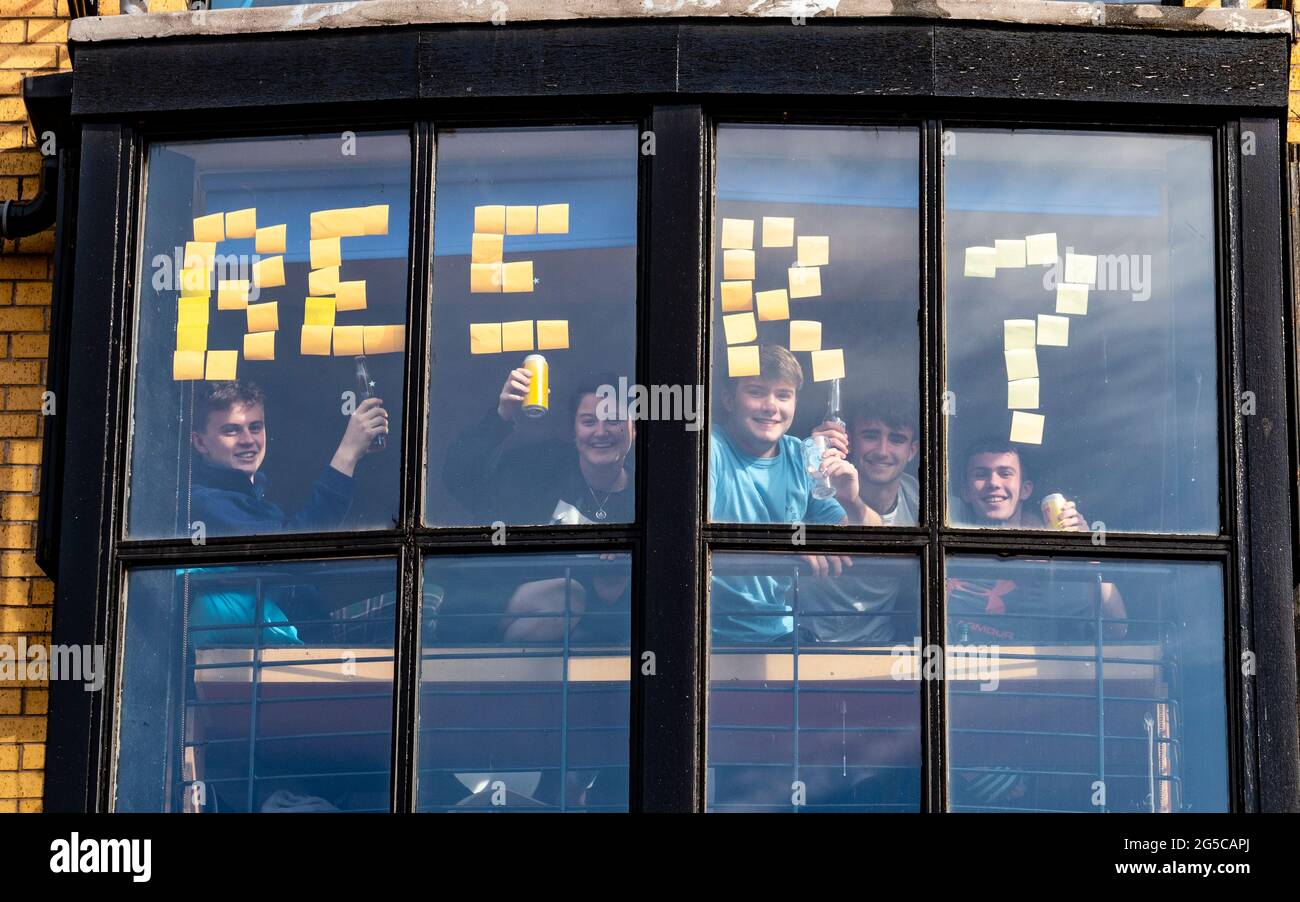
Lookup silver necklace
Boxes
[585,482,613,520]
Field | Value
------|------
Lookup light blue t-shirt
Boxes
[709,429,846,642]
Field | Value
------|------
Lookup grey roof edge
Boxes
[68,0,1295,44]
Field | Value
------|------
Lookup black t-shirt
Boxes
[945,562,1102,644]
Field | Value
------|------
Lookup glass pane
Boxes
[427,126,639,526]
[127,132,410,539]
[116,558,398,812]
[944,555,1228,812]
[419,553,631,811]
[944,130,1217,533]
[709,125,921,527]
[708,551,922,812]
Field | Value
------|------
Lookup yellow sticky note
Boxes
[226,208,256,240]
[470,322,502,355]
[1005,348,1039,381]
[474,205,506,234]
[470,263,503,293]
[501,320,534,353]
[756,288,789,322]
[184,241,216,272]
[385,325,405,355]
[362,204,389,236]
[1056,283,1089,315]
[502,260,534,293]
[727,345,760,378]
[363,324,404,355]
[471,233,504,264]
[1010,411,1045,445]
[762,216,794,248]
[1007,378,1040,410]
[964,247,996,278]
[305,296,336,328]
[506,205,537,236]
[179,267,210,296]
[308,266,340,296]
[176,324,207,353]
[255,224,286,255]
[720,281,753,312]
[252,256,285,289]
[332,325,365,356]
[204,349,238,381]
[1064,253,1097,286]
[1004,319,1036,350]
[789,320,822,352]
[1037,314,1069,347]
[335,281,367,312]
[721,218,754,250]
[811,348,845,383]
[311,208,367,240]
[173,350,204,381]
[310,237,342,270]
[722,312,757,346]
[217,280,249,311]
[1025,232,1057,266]
[994,239,1026,269]
[193,212,224,242]
[797,235,829,268]
[788,266,821,299]
[243,331,275,361]
[178,296,209,327]
[246,301,278,334]
[723,249,755,281]
[537,319,569,351]
[300,324,332,356]
[538,204,569,234]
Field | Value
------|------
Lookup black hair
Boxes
[568,372,623,424]
[961,434,1032,481]
[848,392,919,437]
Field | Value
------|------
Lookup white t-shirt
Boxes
[877,473,920,526]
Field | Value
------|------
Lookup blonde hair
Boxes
[754,344,804,391]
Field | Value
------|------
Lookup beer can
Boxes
[522,354,549,417]
[1040,493,1068,529]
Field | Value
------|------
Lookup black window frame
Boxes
[44,18,1298,814]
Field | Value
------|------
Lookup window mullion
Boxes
[637,104,707,812]
[922,119,946,814]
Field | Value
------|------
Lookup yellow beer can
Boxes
[1040,493,1068,529]
[523,354,549,417]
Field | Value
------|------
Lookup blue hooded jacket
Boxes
[189,457,353,537]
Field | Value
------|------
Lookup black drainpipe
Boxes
[12,72,76,579]
[0,151,58,241]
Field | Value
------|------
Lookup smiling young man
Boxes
[812,394,920,527]
[189,380,388,536]
[796,394,921,645]
[710,345,879,528]
[948,436,1127,643]
[709,345,880,643]
[957,437,1084,529]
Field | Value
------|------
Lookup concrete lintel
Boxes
[69,0,1295,44]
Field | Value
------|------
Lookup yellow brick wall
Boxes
[1291,3,1300,145]
[0,0,70,815]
